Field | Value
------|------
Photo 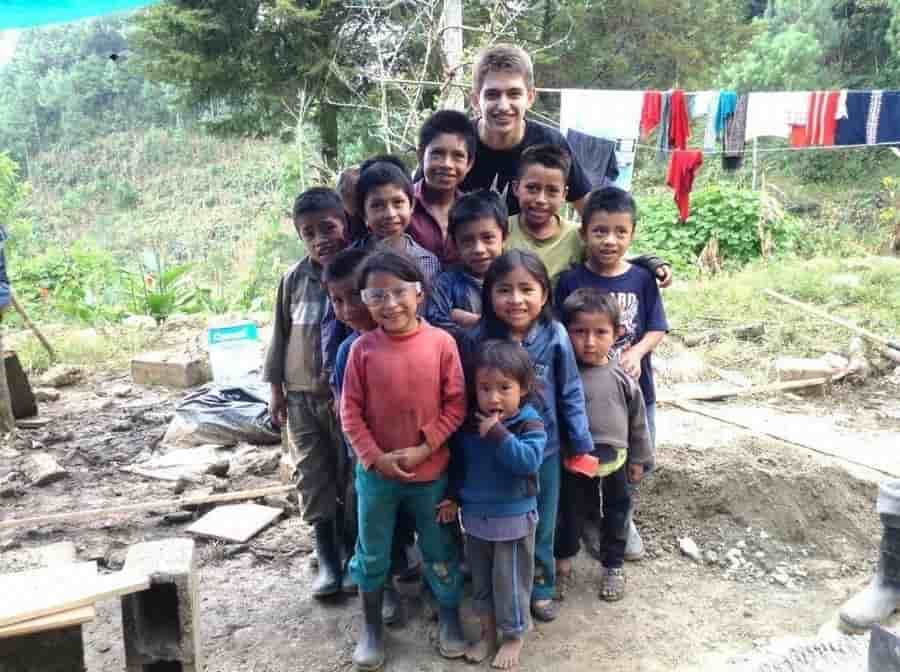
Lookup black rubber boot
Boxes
[382,582,405,626]
[353,589,385,671]
[437,605,467,659]
[840,514,900,630]
[311,520,342,598]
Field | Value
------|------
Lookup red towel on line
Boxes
[667,150,704,221]
[641,90,662,139]
[801,91,840,146]
[668,89,691,150]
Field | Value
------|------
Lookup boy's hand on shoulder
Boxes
[475,411,501,437]
[656,264,673,288]
[628,463,645,484]
[269,385,287,428]
[619,347,643,379]
[450,309,481,329]
[375,452,416,481]
[435,498,458,524]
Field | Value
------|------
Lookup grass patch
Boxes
[664,255,900,378]
[6,324,165,375]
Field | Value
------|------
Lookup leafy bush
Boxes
[633,186,800,270]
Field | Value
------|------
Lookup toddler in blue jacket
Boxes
[449,339,547,670]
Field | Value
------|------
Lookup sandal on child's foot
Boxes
[491,637,524,670]
[530,599,560,623]
[465,637,493,664]
[599,567,626,602]
[556,570,577,600]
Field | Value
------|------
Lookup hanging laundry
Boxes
[868,91,884,145]
[703,91,721,154]
[641,91,662,139]
[667,150,704,221]
[745,91,809,140]
[805,91,841,146]
[560,90,643,190]
[722,94,748,171]
[656,91,672,163]
[836,91,873,145]
[716,91,738,137]
[689,91,719,120]
[566,130,620,189]
[875,91,900,144]
[668,90,691,151]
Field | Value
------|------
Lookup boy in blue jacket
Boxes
[448,339,547,670]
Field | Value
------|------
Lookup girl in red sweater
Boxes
[340,250,467,670]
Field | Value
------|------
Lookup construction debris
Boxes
[186,503,283,543]
[24,453,68,487]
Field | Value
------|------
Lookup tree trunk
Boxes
[317,101,339,170]
[440,0,465,110]
[0,328,16,435]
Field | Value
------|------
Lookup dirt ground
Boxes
[2,359,899,671]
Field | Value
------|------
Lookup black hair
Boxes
[356,249,425,291]
[448,190,509,243]
[418,109,477,162]
[581,186,638,231]
[560,287,621,328]
[355,155,414,216]
[517,143,571,181]
[292,186,345,221]
[472,339,536,396]
[336,166,360,202]
[481,249,553,338]
[323,248,370,285]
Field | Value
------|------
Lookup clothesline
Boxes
[635,139,900,156]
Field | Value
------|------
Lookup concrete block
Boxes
[0,624,86,672]
[131,351,210,389]
[24,453,68,487]
[121,538,201,672]
[774,357,836,382]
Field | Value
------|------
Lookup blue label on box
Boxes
[208,322,259,346]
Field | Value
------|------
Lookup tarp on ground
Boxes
[0,1,158,30]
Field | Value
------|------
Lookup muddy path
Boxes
[2,369,899,671]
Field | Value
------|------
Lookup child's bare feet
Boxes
[492,637,523,669]
[465,636,493,663]
[555,557,573,577]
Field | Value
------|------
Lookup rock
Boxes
[206,459,231,478]
[172,477,191,495]
[24,453,68,486]
[110,384,134,398]
[682,322,766,348]
[161,511,194,525]
[33,388,61,403]
[224,544,249,558]
[111,420,134,432]
[230,445,281,478]
[772,572,790,586]
[123,315,158,330]
[704,550,719,564]
[0,539,21,552]
[679,537,702,563]
[737,540,747,549]
[847,337,870,382]
[37,365,84,389]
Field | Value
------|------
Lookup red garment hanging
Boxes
[802,91,840,146]
[667,150,704,221]
[641,91,662,139]
[668,89,691,150]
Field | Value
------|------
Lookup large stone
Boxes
[131,351,210,389]
[37,365,84,389]
[123,315,158,330]
[24,453,68,487]
[33,388,60,403]
[121,538,201,672]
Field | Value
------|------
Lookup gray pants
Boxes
[286,390,346,525]
[466,529,535,639]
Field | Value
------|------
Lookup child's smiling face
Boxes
[475,367,523,421]
[490,265,547,338]
[514,164,567,234]
[582,210,635,273]
[294,209,347,266]
[455,216,505,278]
[361,271,423,335]
[327,276,376,333]
[363,183,412,241]
[421,132,472,193]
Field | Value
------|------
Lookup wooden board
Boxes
[0,605,95,640]
[0,562,149,628]
[187,503,282,543]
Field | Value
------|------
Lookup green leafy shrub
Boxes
[633,186,800,271]
[123,251,202,324]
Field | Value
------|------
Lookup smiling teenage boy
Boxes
[264,187,349,599]
[409,110,477,265]
[462,43,592,217]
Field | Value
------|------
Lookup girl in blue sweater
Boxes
[450,340,546,670]
[462,250,593,623]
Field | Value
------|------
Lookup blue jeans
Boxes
[532,453,560,602]
[350,464,463,607]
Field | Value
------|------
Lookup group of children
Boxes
[263,43,670,671]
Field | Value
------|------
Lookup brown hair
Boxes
[472,43,534,95]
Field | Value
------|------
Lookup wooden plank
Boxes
[0,605,95,640]
[187,503,283,543]
[0,562,149,628]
